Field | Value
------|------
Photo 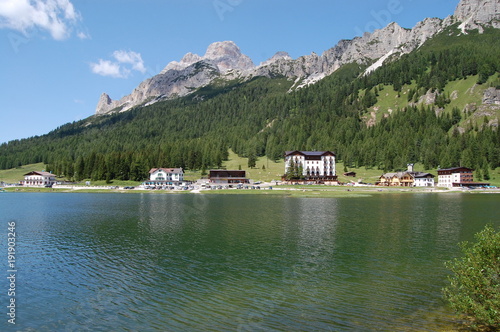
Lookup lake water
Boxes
[1,192,499,331]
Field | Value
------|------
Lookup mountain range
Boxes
[96,0,500,115]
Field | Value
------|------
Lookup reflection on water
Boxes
[1,192,499,331]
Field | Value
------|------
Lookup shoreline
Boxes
[3,185,500,197]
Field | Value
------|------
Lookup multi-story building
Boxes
[284,151,337,181]
[437,167,474,188]
[145,168,184,186]
[23,171,57,187]
[209,170,249,184]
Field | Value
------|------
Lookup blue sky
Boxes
[0,0,458,144]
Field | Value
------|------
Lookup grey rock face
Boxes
[95,0,500,115]
[454,0,500,29]
[483,87,500,105]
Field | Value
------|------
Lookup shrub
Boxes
[443,225,500,330]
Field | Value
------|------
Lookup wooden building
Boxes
[378,164,435,187]
[209,170,249,184]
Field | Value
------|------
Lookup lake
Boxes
[1,192,499,331]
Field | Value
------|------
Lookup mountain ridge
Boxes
[95,0,500,115]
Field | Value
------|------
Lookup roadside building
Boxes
[209,170,249,184]
[437,167,488,188]
[377,164,435,187]
[284,151,337,183]
[412,172,436,187]
[23,171,57,187]
[144,168,184,187]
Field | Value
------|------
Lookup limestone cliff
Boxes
[95,0,500,115]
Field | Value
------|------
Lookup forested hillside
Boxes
[1,27,499,182]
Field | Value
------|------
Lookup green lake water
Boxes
[1,192,499,331]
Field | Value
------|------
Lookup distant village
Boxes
[13,150,494,191]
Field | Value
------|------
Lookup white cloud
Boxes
[0,0,80,40]
[90,50,146,79]
[90,59,126,78]
[113,50,146,73]
[77,31,90,40]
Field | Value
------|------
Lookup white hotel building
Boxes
[144,168,184,186]
[23,171,57,187]
[285,151,336,180]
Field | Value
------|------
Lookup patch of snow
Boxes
[295,72,327,90]
[458,16,473,35]
[364,49,395,75]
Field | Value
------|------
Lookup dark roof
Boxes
[412,172,435,178]
[23,171,55,177]
[285,151,336,157]
[437,167,473,172]
[209,170,246,178]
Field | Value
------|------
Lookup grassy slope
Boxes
[367,74,500,125]
[0,163,45,183]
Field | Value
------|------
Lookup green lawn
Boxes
[224,150,285,182]
[0,163,46,184]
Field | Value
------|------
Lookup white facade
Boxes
[413,175,435,187]
[149,168,184,182]
[285,151,336,177]
[437,167,474,188]
[24,171,56,187]
[437,174,460,188]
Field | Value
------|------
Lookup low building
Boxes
[143,168,184,186]
[343,171,356,177]
[378,164,435,187]
[23,171,57,187]
[413,172,436,187]
[436,167,488,188]
[209,170,249,184]
[284,151,337,183]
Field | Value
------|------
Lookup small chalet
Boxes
[209,170,249,184]
[144,168,184,186]
[437,167,489,188]
[23,171,56,187]
[378,164,435,187]
[284,151,337,183]
[343,171,357,177]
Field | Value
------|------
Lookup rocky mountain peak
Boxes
[454,0,500,30]
[204,41,241,59]
[96,93,116,115]
[258,51,292,67]
[160,41,253,75]
[203,41,254,72]
[95,0,500,116]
